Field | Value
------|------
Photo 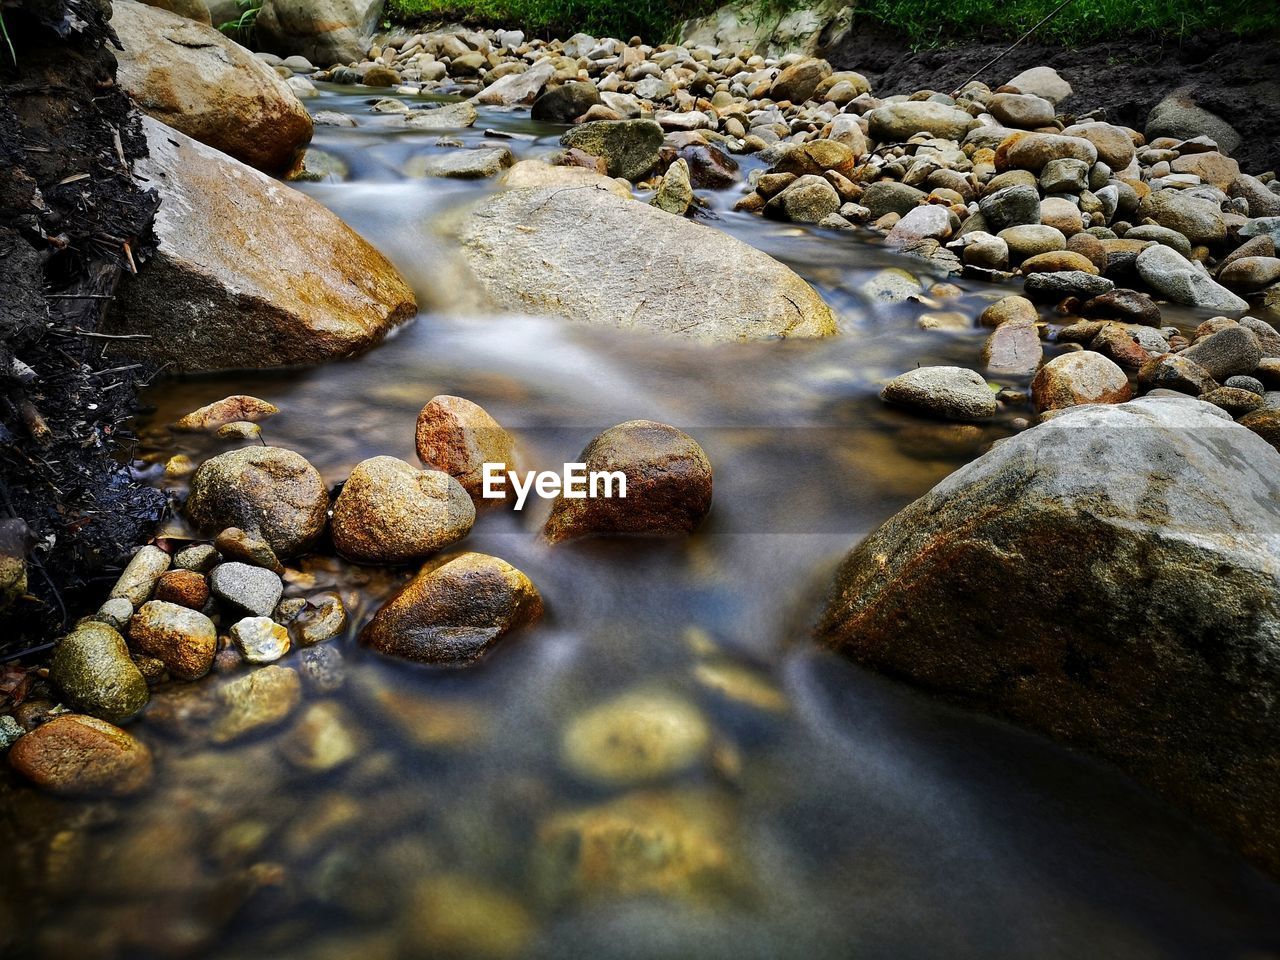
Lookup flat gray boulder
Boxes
[457,185,837,341]
[818,396,1280,876]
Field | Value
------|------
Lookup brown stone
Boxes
[174,395,279,432]
[978,295,1038,328]
[9,715,153,797]
[153,570,209,609]
[415,395,517,505]
[129,600,217,680]
[1020,251,1099,275]
[1031,351,1132,412]
[112,2,312,174]
[543,421,713,542]
[360,553,543,665]
[982,320,1043,377]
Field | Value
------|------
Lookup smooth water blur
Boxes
[2,84,1278,960]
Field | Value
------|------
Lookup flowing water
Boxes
[2,85,1279,959]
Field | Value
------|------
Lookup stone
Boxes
[1240,218,1280,247]
[212,665,301,744]
[360,553,543,665]
[1006,65,1072,104]
[1031,351,1132,411]
[766,175,841,224]
[1125,224,1192,258]
[214,527,283,574]
[770,139,856,179]
[1220,257,1280,293]
[1170,152,1240,190]
[979,295,1038,327]
[331,457,475,564]
[415,395,517,506]
[989,93,1055,128]
[881,367,997,421]
[1061,121,1136,169]
[290,593,348,647]
[1090,322,1153,369]
[1225,375,1265,395]
[769,58,831,103]
[186,447,329,556]
[867,101,978,142]
[998,224,1065,259]
[112,1,311,174]
[1020,251,1098,275]
[560,119,664,180]
[1135,245,1249,313]
[174,395,278,432]
[531,81,601,123]
[499,159,631,199]
[50,622,149,723]
[129,600,218,680]
[280,702,361,772]
[1041,197,1085,236]
[1181,325,1263,380]
[982,320,1042,377]
[817,396,1280,875]
[1083,289,1162,326]
[1137,191,1228,245]
[1229,174,1280,218]
[997,132,1097,172]
[209,562,284,619]
[1138,353,1216,395]
[104,119,416,371]
[153,569,210,609]
[139,0,212,22]
[254,0,382,65]
[860,268,922,304]
[1039,157,1090,193]
[95,598,134,630]
[651,158,694,216]
[1200,386,1263,415]
[1146,92,1242,157]
[862,184,926,222]
[887,205,952,245]
[472,59,557,106]
[174,543,218,573]
[562,690,711,786]
[403,102,479,129]
[1240,407,1280,448]
[543,421,712,542]
[1023,271,1115,299]
[231,617,292,664]
[535,790,740,905]
[109,545,171,607]
[458,185,836,341]
[9,716,153,797]
[406,147,514,179]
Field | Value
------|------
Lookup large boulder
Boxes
[1146,92,1242,157]
[457,185,836,341]
[102,118,416,370]
[137,0,212,23]
[113,1,311,174]
[817,397,1280,875]
[254,0,383,65]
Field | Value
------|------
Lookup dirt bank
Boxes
[830,27,1280,173]
[0,0,164,657]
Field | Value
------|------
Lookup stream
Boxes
[2,84,1279,959]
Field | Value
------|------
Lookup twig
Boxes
[951,0,1077,97]
[45,293,115,300]
[72,330,152,340]
[1,642,58,663]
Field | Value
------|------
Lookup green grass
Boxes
[385,0,1277,46]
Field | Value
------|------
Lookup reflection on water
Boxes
[2,84,1278,960]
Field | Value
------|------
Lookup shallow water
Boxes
[3,85,1279,959]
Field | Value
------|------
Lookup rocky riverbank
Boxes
[3,7,1280,951]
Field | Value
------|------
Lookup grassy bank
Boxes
[386,0,1278,46]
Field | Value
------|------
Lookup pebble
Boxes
[174,543,219,573]
[215,527,284,574]
[174,395,278,432]
[109,545,171,607]
[330,456,475,564]
[289,592,349,647]
[129,600,218,681]
[280,702,361,772]
[1181,325,1262,380]
[561,690,711,786]
[415,395,518,505]
[1031,351,1133,412]
[153,569,209,609]
[211,665,301,745]
[231,616,292,664]
[881,367,997,421]
[95,597,134,630]
[50,621,150,723]
[209,562,284,619]
[543,420,713,542]
[8,715,153,797]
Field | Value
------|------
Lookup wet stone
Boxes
[8,715,153,797]
[109,545,171,607]
[153,570,209,610]
[51,622,150,723]
[881,367,997,421]
[561,689,712,786]
[211,665,302,745]
[231,617,292,664]
[209,562,284,619]
[129,600,218,681]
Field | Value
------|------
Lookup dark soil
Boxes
[829,27,1280,174]
[0,0,165,659]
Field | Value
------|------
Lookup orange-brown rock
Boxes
[1031,351,1133,412]
[9,715,154,797]
[113,1,311,174]
[415,396,518,505]
[104,118,416,371]
[153,569,210,609]
[360,553,543,665]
